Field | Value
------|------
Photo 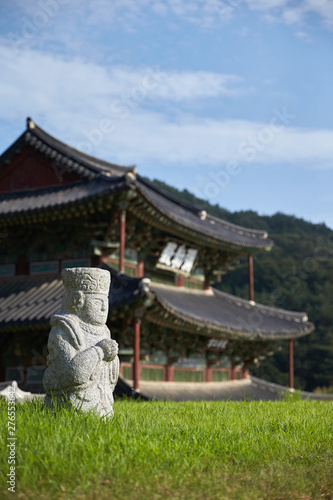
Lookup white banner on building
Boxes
[157,242,198,276]
[205,338,229,351]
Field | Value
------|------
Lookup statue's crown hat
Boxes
[61,267,110,294]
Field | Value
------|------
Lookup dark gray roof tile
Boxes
[0,119,275,252]
[149,282,313,340]
[0,178,125,218]
[136,177,274,251]
[0,271,313,339]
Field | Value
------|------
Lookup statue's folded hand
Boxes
[96,338,119,361]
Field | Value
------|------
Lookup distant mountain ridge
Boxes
[151,178,333,392]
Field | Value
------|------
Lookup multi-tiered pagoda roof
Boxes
[0,118,314,390]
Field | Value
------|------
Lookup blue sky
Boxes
[0,0,333,227]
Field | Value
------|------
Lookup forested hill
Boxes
[151,179,333,392]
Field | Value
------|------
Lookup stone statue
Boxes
[43,267,119,418]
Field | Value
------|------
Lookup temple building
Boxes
[0,118,314,391]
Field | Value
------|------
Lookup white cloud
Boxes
[245,0,289,11]
[0,46,332,174]
[249,0,333,29]
[282,8,304,25]
[302,0,333,27]
[295,30,312,43]
[104,115,333,171]
[0,46,246,114]
[156,72,245,100]
[3,0,333,58]
[263,79,276,85]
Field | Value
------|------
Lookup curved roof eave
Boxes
[147,282,314,340]
[0,117,135,180]
[0,270,314,341]
[0,178,126,223]
[135,176,274,253]
[0,119,274,252]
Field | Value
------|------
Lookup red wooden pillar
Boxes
[205,359,213,382]
[166,357,174,382]
[248,254,254,301]
[230,362,237,381]
[203,275,210,290]
[136,257,144,278]
[119,210,126,273]
[242,362,249,379]
[176,274,184,287]
[16,255,28,275]
[133,317,141,391]
[289,339,294,389]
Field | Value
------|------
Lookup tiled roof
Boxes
[0,275,63,329]
[0,270,314,340]
[0,178,125,218]
[0,119,274,252]
[0,118,134,180]
[136,177,274,251]
[0,267,145,331]
[147,282,314,340]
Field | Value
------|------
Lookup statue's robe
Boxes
[43,313,119,417]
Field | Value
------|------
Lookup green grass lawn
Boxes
[0,398,332,499]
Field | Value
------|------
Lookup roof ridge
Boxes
[137,177,267,238]
[213,287,308,320]
[137,176,200,213]
[150,281,214,295]
[206,213,268,238]
[136,177,274,250]
[25,117,134,177]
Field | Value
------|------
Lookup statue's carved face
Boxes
[77,293,109,326]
